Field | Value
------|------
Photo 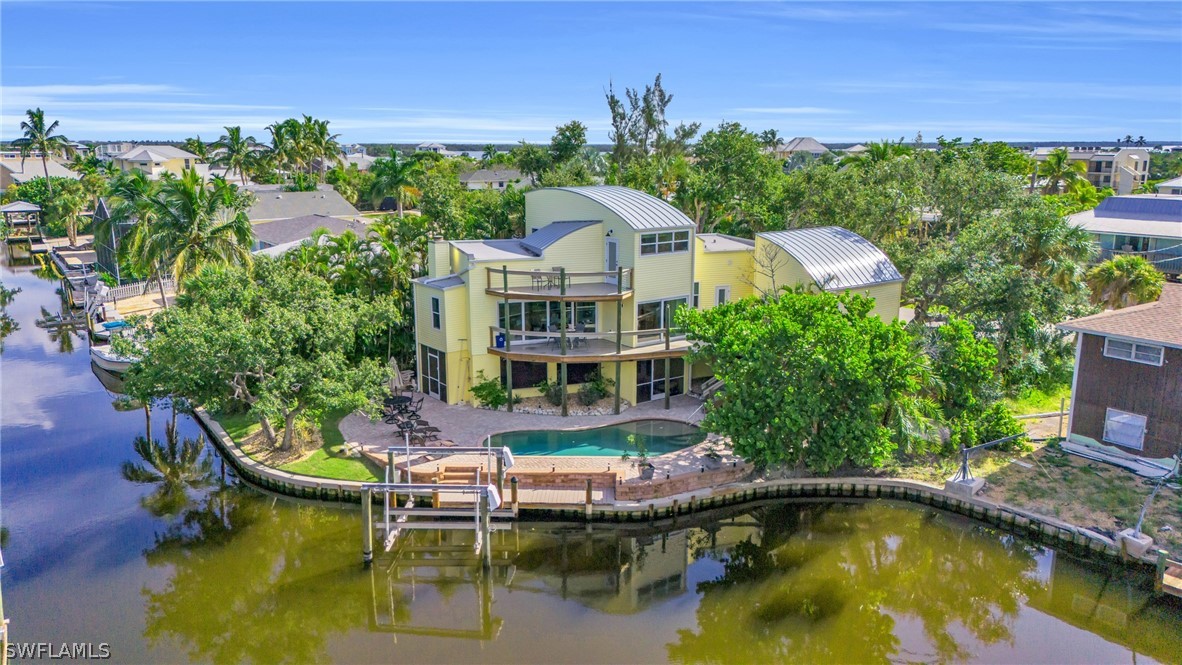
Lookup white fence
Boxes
[103,277,177,302]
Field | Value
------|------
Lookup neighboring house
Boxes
[250,213,369,254]
[769,137,830,161]
[0,151,80,189]
[459,168,528,191]
[1155,176,1182,196]
[1033,146,1150,194]
[1068,194,1182,277]
[1057,284,1182,460]
[753,227,904,321]
[843,144,868,156]
[416,142,447,154]
[341,151,377,171]
[112,145,202,179]
[411,185,902,410]
[246,189,359,222]
[94,142,136,161]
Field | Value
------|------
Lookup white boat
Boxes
[89,344,135,374]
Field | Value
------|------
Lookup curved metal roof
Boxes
[547,186,694,230]
[521,220,600,253]
[758,226,903,290]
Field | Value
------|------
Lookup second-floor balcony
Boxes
[485,266,633,302]
[1097,247,1182,276]
[487,325,689,362]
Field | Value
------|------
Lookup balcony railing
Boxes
[485,266,633,301]
[487,325,689,360]
[1097,248,1182,276]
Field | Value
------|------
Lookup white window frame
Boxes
[1102,408,1147,450]
[716,285,731,306]
[1103,337,1164,366]
[430,296,441,329]
[640,230,691,256]
[692,282,700,308]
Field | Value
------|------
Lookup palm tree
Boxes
[266,118,302,178]
[1086,255,1165,309]
[840,140,911,169]
[182,136,209,162]
[1124,134,1134,146]
[47,180,88,246]
[1018,209,1095,291]
[1037,148,1086,194]
[301,116,341,182]
[1136,136,1146,147]
[121,420,215,517]
[758,129,782,150]
[11,108,73,196]
[368,151,419,216]
[481,144,498,167]
[124,169,254,295]
[212,126,259,185]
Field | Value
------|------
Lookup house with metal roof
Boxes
[1057,284,1182,461]
[411,186,903,414]
[246,189,360,222]
[753,226,904,320]
[1155,176,1182,196]
[1068,194,1182,276]
[459,168,529,191]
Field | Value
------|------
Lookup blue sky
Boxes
[2,2,1180,144]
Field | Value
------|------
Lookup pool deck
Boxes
[340,393,742,503]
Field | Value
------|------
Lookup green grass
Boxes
[214,411,262,440]
[1004,385,1071,416]
[278,409,380,482]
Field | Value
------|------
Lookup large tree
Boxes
[123,259,390,450]
[123,169,254,297]
[211,126,259,185]
[1037,147,1086,194]
[679,289,926,472]
[367,150,419,216]
[11,108,73,196]
[1086,255,1165,309]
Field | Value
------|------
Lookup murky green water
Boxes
[3,246,1180,664]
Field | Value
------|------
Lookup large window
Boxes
[499,359,547,389]
[640,230,690,256]
[637,298,687,331]
[1104,338,1163,366]
[499,301,596,335]
[566,363,600,385]
[1103,408,1147,449]
[636,358,685,402]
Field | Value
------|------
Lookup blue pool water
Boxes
[491,419,705,457]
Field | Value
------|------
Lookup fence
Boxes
[103,277,177,302]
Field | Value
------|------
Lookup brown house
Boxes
[1057,284,1182,459]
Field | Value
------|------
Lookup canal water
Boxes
[2,247,1180,664]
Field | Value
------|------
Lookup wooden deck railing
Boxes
[487,325,681,354]
[485,265,633,295]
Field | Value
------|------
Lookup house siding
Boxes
[1070,333,1182,458]
[752,236,902,320]
[694,243,754,308]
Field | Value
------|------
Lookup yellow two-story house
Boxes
[112,145,201,179]
[412,186,903,414]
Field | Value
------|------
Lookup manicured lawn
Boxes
[214,411,262,440]
[1004,384,1071,416]
[278,409,380,482]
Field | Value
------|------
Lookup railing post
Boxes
[585,478,594,520]
[664,355,671,411]
[1156,550,1167,594]
[615,275,623,415]
[361,488,374,565]
[432,476,440,508]
[502,265,514,412]
[1058,396,1066,438]
[510,476,519,517]
[560,268,568,417]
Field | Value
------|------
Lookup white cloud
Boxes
[733,107,848,115]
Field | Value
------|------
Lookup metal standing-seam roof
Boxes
[0,201,41,213]
[758,226,903,290]
[1069,195,1182,239]
[546,186,695,230]
[521,220,601,254]
[449,239,538,261]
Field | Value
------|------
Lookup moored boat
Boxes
[89,344,135,374]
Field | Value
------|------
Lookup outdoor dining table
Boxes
[385,395,412,409]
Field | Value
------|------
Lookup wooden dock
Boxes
[1155,552,1182,598]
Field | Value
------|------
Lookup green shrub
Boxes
[471,370,508,410]
[535,378,564,406]
[576,369,615,406]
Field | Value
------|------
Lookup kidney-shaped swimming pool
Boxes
[491,419,705,457]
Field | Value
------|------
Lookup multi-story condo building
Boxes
[412,186,903,413]
[1033,147,1150,194]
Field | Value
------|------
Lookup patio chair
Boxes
[547,324,560,349]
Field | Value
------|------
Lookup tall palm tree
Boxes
[212,126,258,185]
[302,116,342,182]
[98,170,160,293]
[11,108,73,196]
[481,144,498,167]
[47,180,88,246]
[1037,148,1086,194]
[368,151,419,216]
[1086,255,1165,309]
[266,118,302,177]
[121,420,215,517]
[125,169,254,295]
[182,136,209,162]
[840,140,910,169]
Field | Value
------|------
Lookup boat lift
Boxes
[361,437,518,569]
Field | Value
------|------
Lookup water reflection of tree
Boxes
[0,280,19,351]
[667,503,1045,664]
[141,490,373,664]
[121,421,215,517]
[34,305,84,354]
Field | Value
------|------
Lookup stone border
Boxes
[194,408,1154,567]
[194,407,367,503]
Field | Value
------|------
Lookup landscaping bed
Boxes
[211,410,379,482]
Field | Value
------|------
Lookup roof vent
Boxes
[275,195,282,199]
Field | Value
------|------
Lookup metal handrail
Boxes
[488,325,680,349]
[485,266,633,292]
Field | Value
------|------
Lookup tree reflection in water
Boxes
[141,487,374,665]
[668,502,1045,664]
[121,420,215,517]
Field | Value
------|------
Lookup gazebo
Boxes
[0,201,42,240]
